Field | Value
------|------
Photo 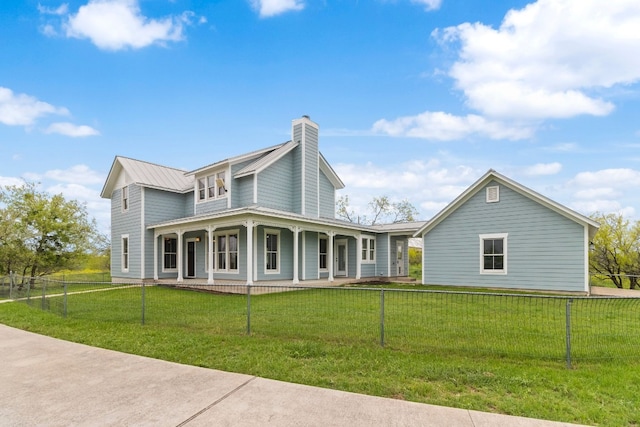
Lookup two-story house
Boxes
[101,116,425,285]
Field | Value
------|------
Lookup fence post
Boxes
[41,278,47,310]
[141,282,146,326]
[380,289,385,347]
[565,298,573,369]
[246,284,252,335]
[63,281,68,318]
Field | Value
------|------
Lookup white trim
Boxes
[302,231,307,281]
[213,229,240,274]
[318,235,329,273]
[335,238,348,277]
[360,235,376,264]
[245,220,253,285]
[387,234,391,277]
[264,229,281,274]
[486,185,499,203]
[479,233,508,275]
[301,123,306,216]
[253,175,258,204]
[584,225,590,294]
[121,234,129,273]
[140,187,145,279]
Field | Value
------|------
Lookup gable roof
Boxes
[234,140,299,178]
[186,143,287,177]
[100,156,192,198]
[414,169,600,238]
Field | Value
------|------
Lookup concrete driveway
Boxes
[0,324,588,427]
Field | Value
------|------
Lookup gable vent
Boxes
[486,185,500,203]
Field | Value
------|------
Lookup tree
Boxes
[336,195,419,225]
[0,182,98,282]
[589,212,639,289]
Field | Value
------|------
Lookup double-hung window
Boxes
[163,237,177,271]
[361,237,375,263]
[319,237,328,270]
[198,178,206,201]
[480,233,507,274]
[265,230,279,273]
[121,235,129,272]
[214,231,239,273]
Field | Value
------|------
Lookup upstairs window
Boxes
[198,178,206,201]
[197,171,228,202]
[480,233,508,274]
[122,185,129,211]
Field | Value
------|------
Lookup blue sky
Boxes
[2,0,640,235]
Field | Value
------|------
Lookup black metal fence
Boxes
[2,274,639,368]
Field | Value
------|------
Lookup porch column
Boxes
[245,220,254,285]
[292,226,300,284]
[356,234,362,280]
[177,230,184,282]
[207,226,214,284]
[328,231,335,282]
[153,232,159,281]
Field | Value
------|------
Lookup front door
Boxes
[396,242,404,276]
[186,240,196,278]
[336,239,347,276]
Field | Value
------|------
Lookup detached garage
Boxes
[415,170,600,294]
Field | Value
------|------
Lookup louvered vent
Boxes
[486,185,500,203]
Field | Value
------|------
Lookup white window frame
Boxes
[162,237,178,273]
[214,230,240,273]
[486,185,500,203]
[264,229,280,274]
[121,234,129,273]
[361,236,376,263]
[318,236,328,271]
[479,233,508,275]
[196,170,229,203]
[121,186,129,212]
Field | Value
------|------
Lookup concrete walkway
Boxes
[0,324,588,427]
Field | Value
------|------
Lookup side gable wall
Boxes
[111,185,142,280]
[257,151,294,212]
[422,181,587,292]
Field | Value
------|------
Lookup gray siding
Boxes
[318,170,335,219]
[303,123,319,217]
[231,159,258,209]
[111,185,142,280]
[257,151,294,212]
[376,234,390,277]
[196,198,228,215]
[304,232,320,279]
[423,181,586,292]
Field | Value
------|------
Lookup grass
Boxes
[1,284,639,426]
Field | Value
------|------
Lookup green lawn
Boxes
[1,284,639,426]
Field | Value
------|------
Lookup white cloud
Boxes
[44,122,100,137]
[64,0,193,50]
[42,165,105,185]
[249,0,304,18]
[0,176,25,187]
[372,111,534,141]
[570,169,640,188]
[435,0,640,120]
[38,3,69,15]
[334,159,479,221]
[411,0,442,11]
[523,162,562,176]
[0,87,69,126]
